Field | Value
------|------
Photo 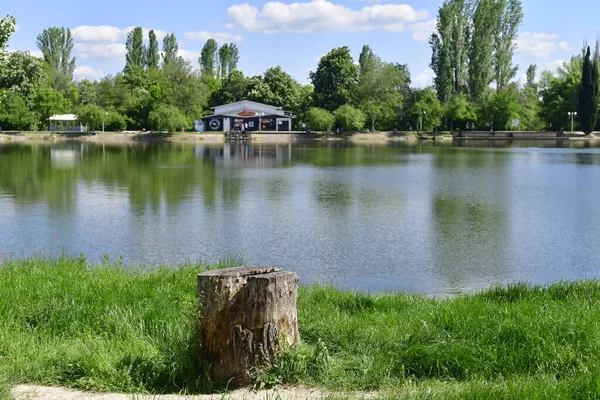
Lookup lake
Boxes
[1,139,600,295]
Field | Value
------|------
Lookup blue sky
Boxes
[5,0,599,86]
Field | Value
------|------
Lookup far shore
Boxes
[1,131,598,144]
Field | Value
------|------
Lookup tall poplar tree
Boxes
[468,0,496,103]
[36,26,76,91]
[125,27,145,69]
[162,33,179,67]
[219,44,230,79]
[146,30,160,69]
[227,44,240,75]
[493,0,523,92]
[430,0,470,103]
[578,43,600,134]
[200,39,219,78]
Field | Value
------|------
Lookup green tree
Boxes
[493,0,523,92]
[209,70,247,106]
[36,26,76,92]
[310,46,358,111]
[539,57,581,130]
[0,51,46,104]
[32,86,71,127]
[162,33,179,67]
[77,79,98,105]
[334,104,365,131]
[146,30,160,69]
[125,27,146,69]
[578,43,600,134]
[430,0,470,103]
[77,104,105,131]
[486,86,521,130]
[246,75,274,104]
[228,44,240,75]
[200,39,219,79]
[162,57,206,118]
[525,64,537,91]
[305,107,335,131]
[407,87,443,132]
[104,109,128,131]
[263,66,301,111]
[468,0,496,103]
[445,94,478,130]
[0,15,16,52]
[149,104,188,132]
[0,92,36,130]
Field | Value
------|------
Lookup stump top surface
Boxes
[198,266,282,278]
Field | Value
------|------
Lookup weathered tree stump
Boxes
[197,266,300,384]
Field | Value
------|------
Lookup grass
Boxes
[2,257,600,398]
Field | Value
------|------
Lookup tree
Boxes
[200,39,219,78]
[162,33,179,67]
[263,66,301,111]
[125,27,146,69]
[578,43,600,134]
[525,64,537,91]
[539,57,581,130]
[468,0,496,103]
[310,46,358,111]
[162,57,206,118]
[0,15,16,52]
[493,0,523,92]
[149,104,188,132]
[219,44,231,79]
[77,104,105,131]
[430,0,470,103]
[0,92,36,130]
[359,45,375,78]
[228,44,240,75]
[146,30,160,69]
[305,107,335,131]
[445,94,478,130]
[0,51,46,104]
[209,70,247,106]
[32,86,71,126]
[407,87,443,132]
[486,86,521,130]
[334,104,365,131]
[36,26,76,92]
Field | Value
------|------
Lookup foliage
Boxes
[0,92,37,130]
[162,57,206,118]
[305,107,335,131]
[77,104,106,131]
[578,43,600,134]
[493,0,523,92]
[333,104,365,131]
[0,50,46,104]
[161,34,179,67]
[200,39,219,79]
[445,94,478,130]
[218,43,239,79]
[486,86,522,130]
[36,26,76,92]
[0,15,16,52]
[146,30,160,70]
[310,46,358,111]
[539,57,581,131]
[209,70,247,106]
[407,87,443,131]
[32,86,70,125]
[125,27,145,69]
[148,104,188,132]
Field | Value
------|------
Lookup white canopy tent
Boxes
[48,114,87,133]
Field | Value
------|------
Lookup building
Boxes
[47,114,87,133]
[199,100,295,132]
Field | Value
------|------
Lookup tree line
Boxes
[0,4,599,134]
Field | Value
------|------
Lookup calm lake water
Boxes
[1,139,600,295]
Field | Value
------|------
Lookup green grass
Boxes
[2,257,600,398]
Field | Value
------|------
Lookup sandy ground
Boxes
[11,385,376,400]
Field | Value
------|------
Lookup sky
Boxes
[4,0,599,87]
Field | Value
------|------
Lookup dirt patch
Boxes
[12,385,376,400]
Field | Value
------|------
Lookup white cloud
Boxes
[178,49,201,63]
[185,31,244,43]
[74,66,106,81]
[74,43,126,60]
[72,25,168,43]
[414,67,435,88]
[540,59,566,73]
[515,32,569,59]
[226,0,431,35]
[14,25,21,32]
[406,19,436,41]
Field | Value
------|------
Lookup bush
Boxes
[333,104,365,131]
[0,92,36,131]
[105,110,128,132]
[304,107,335,131]
[148,104,188,133]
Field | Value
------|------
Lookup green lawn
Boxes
[1,256,600,398]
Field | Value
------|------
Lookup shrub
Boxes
[333,104,365,131]
[0,92,36,131]
[304,107,335,131]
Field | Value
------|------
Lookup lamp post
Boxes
[568,111,577,133]
[419,111,427,133]
[102,112,108,132]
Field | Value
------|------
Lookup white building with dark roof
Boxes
[199,100,295,132]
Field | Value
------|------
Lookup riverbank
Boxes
[2,256,600,399]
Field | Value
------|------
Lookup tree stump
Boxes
[197,266,300,384]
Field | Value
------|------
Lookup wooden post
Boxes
[197,266,300,384]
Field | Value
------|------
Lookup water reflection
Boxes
[3,140,600,294]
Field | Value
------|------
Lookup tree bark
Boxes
[197,266,300,384]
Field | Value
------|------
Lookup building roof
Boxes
[209,100,293,118]
[49,114,79,121]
